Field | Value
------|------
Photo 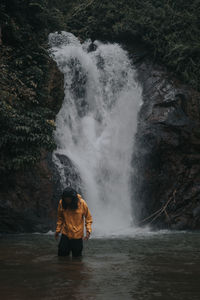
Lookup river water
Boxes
[0,231,200,300]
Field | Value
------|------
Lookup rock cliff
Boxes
[0,1,64,232]
[0,55,64,232]
[133,57,200,229]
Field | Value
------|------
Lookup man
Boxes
[55,187,93,257]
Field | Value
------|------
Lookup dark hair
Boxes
[62,187,78,210]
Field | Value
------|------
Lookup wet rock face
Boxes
[53,154,83,195]
[133,60,200,230]
[0,151,55,233]
[0,56,64,233]
[0,152,83,233]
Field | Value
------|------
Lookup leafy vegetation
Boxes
[0,0,199,174]
[66,0,200,90]
[0,101,55,172]
[0,0,67,173]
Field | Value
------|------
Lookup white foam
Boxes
[49,32,142,237]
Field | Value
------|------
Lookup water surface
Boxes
[0,232,200,300]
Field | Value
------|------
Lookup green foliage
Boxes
[0,0,67,173]
[0,101,56,172]
[0,0,68,45]
[66,0,200,90]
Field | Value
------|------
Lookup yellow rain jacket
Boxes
[56,194,92,239]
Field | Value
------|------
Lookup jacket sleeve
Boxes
[56,200,64,233]
[83,200,93,233]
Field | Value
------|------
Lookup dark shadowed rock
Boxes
[0,151,55,233]
[132,58,200,230]
[53,153,82,194]
[0,57,64,233]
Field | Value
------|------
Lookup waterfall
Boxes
[49,32,142,237]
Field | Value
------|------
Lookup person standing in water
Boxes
[55,187,93,257]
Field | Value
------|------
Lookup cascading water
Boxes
[49,32,142,237]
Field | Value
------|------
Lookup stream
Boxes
[0,231,200,300]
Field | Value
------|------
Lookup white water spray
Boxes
[49,32,142,237]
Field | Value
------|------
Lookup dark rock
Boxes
[171,217,188,230]
[133,58,200,230]
[87,42,97,52]
[193,206,200,218]
[0,151,56,233]
[53,153,83,195]
[0,25,64,233]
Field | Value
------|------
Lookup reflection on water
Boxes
[0,232,200,300]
